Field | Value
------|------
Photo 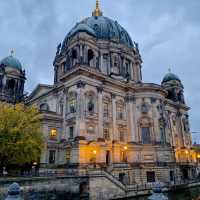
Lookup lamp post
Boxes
[92,150,97,168]
[123,146,128,163]
[32,162,37,176]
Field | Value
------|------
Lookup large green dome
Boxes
[0,55,22,70]
[63,15,134,48]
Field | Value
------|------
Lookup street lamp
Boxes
[32,162,38,176]
[92,150,97,168]
[123,146,128,163]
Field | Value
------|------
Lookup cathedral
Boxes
[0,1,197,186]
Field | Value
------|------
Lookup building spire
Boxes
[168,68,171,73]
[92,0,103,17]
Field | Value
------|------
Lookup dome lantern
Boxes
[92,0,103,17]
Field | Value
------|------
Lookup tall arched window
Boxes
[7,79,15,93]
[139,117,152,144]
[88,49,94,67]
[85,91,96,113]
[68,92,77,113]
[72,49,78,66]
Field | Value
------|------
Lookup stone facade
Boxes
[27,2,197,187]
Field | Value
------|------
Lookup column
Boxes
[62,88,67,139]
[111,93,117,141]
[100,53,103,72]
[126,95,136,142]
[80,44,83,64]
[76,81,85,137]
[97,86,103,138]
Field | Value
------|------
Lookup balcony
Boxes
[85,111,98,120]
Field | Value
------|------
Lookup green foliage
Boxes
[0,103,43,168]
[193,146,200,153]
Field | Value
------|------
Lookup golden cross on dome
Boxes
[92,0,103,17]
[10,49,14,56]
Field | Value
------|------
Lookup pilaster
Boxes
[126,95,136,142]
[76,81,86,137]
[111,93,117,141]
[62,88,68,139]
[97,86,103,139]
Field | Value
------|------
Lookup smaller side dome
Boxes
[162,72,181,84]
[0,55,22,70]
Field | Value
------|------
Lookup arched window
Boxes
[85,91,96,113]
[88,98,94,112]
[68,92,77,113]
[72,49,78,66]
[40,103,49,111]
[7,79,15,91]
[139,117,152,144]
[88,49,94,66]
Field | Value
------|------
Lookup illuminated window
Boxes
[121,151,127,163]
[50,128,57,139]
[66,149,71,163]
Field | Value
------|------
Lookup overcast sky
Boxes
[0,0,200,142]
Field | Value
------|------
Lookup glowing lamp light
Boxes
[197,154,200,159]
[185,150,189,155]
[92,150,97,155]
[124,146,128,150]
[33,162,37,166]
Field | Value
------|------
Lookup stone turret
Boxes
[161,70,185,104]
[0,51,26,104]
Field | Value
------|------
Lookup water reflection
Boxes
[130,186,200,200]
[2,186,199,200]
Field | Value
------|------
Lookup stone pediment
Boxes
[28,84,53,101]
